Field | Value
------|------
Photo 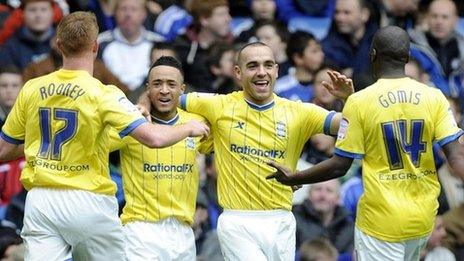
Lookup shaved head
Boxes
[236,42,274,66]
[371,26,410,64]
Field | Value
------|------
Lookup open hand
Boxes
[266,161,296,185]
[136,104,151,123]
[322,70,354,102]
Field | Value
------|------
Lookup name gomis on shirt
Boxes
[39,83,86,100]
[378,90,421,108]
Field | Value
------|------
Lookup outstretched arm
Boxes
[0,137,24,162]
[267,155,353,185]
[443,139,464,180]
[130,120,209,148]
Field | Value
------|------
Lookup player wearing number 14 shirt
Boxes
[267,26,464,261]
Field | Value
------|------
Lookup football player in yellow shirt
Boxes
[140,41,353,260]
[110,56,213,260]
[268,26,464,261]
[0,12,209,261]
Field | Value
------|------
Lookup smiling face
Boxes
[147,65,185,119]
[235,44,278,105]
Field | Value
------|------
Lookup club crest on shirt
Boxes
[276,121,286,138]
[338,118,349,140]
[186,137,196,150]
[118,97,138,113]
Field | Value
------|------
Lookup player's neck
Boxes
[151,110,178,123]
[62,56,94,75]
[375,67,406,80]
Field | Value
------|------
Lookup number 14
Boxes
[381,120,426,170]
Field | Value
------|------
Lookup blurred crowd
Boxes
[1,0,464,260]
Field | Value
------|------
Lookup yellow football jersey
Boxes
[181,91,334,210]
[335,77,463,242]
[110,109,213,225]
[1,69,145,195]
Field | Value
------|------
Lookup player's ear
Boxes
[92,41,99,54]
[180,83,186,94]
[370,48,377,62]
[234,65,241,80]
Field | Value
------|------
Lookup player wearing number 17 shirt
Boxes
[0,12,209,261]
[267,26,464,261]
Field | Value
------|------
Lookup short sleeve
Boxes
[300,102,332,139]
[434,92,464,147]
[99,86,146,138]
[108,128,125,152]
[180,93,222,123]
[1,83,28,144]
[335,96,364,159]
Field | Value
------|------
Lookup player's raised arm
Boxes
[322,70,354,102]
[129,120,209,148]
[321,70,355,136]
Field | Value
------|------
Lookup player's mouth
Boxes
[158,98,172,105]
[252,80,270,91]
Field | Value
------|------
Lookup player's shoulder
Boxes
[178,109,207,123]
[274,95,315,110]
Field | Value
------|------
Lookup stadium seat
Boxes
[288,16,332,41]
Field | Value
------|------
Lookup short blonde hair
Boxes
[56,11,99,57]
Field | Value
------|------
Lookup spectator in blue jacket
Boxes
[321,0,378,90]
[409,0,464,98]
[275,31,324,102]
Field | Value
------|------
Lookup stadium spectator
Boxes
[205,42,238,94]
[174,0,232,91]
[22,35,130,94]
[0,11,209,260]
[370,0,419,29]
[98,0,165,92]
[299,237,338,261]
[0,66,24,220]
[255,20,291,77]
[234,0,277,43]
[421,215,456,261]
[275,31,324,101]
[293,179,354,254]
[312,66,344,112]
[82,0,117,32]
[409,0,463,97]
[268,26,464,261]
[0,0,63,46]
[110,56,213,260]
[0,0,55,70]
[322,0,378,90]
[405,57,431,85]
[0,67,22,126]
